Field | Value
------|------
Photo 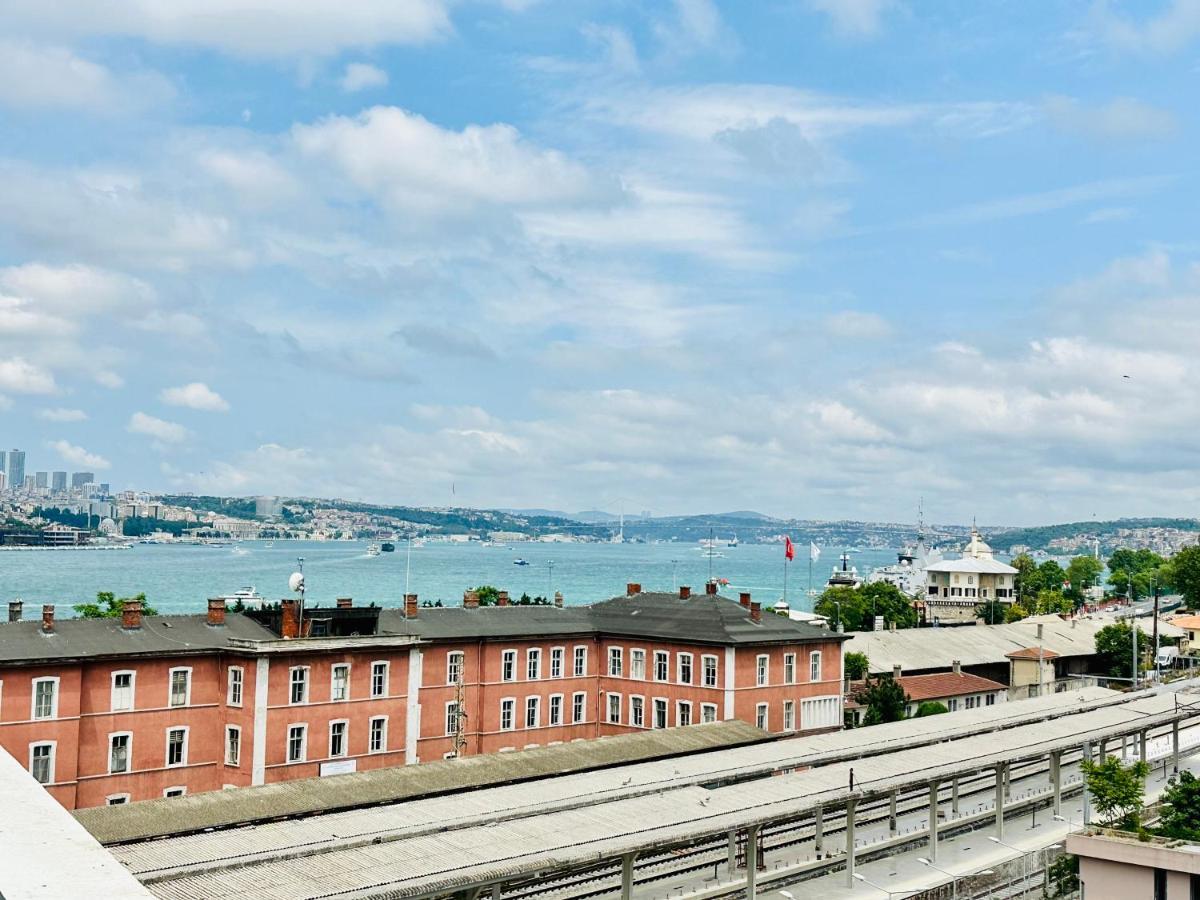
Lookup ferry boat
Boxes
[513,558,530,566]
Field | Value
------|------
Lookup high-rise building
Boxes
[98,483,110,496]
[0,472,6,492]
[23,475,35,491]
[6,449,24,493]
[51,471,67,492]
[71,471,94,488]
[35,471,48,489]
[0,452,6,481]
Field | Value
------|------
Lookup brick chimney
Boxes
[679,585,691,599]
[554,591,563,608]
[1037,623,1044,641]
[207,597,226,627]
[739,592,751,608]
[706,581,718,595]
[121,598,143,630]
[464,590,479,610]
[8,599,22,622]
[952,659,961,675]
[626,582,641,596]
[750,601,762,623]
[336,597,353,609]
[404,593,418,618]
[41,604,55,633]
[892,663,902,679]
[280,599,300,638]
[497,591,509,607]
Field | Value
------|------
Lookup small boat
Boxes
[366,543,381,557]
[380,542,395,553]
[231,546,250,557]
[513,558,530,566]
[217,587,265,608]
[264,540,274,549]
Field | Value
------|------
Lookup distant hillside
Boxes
[990,518,1200,553]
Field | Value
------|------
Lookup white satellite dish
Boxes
[288,572,305,593]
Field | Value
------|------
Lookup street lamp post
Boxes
[989,836,1029,898]
[851,872,892,897]
[918,857,957,900]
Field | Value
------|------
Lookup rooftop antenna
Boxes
[288,557,305,635]
[405,537,412,596]
[708,526,714,582]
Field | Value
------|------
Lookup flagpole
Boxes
[784,558,788,603]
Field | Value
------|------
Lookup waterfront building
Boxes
[0,583,845,810]
[920,526,1018,625]
[51,471,67,492]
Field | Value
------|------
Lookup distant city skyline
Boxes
[1,3,1198,524]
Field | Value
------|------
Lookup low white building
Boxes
[921,527,1018,625]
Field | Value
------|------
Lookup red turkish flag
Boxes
[784,536,795,561]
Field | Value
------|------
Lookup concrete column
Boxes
[928,781,940,862]
[620,852,637,900]
[1173,720,1181,773]
[844,797,858,888]
[1121,734,1128,761]
[1139,730,1148,764]
[745,825,760,899]
[405,646,424,765]
[995,763,1006,840]
[1082,741,1092,826]
[1003,763,1011,800]
[889,790,898,836]
[951,777,960,815]
[491,886,502,900]
[727,830,738,874]
[1099,738,1108,759]
[814,806,824,854]
[1050,750,1062,817]
[251,656,270,786]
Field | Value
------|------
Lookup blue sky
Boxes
[1,0,1198,524]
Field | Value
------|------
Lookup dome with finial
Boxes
[963,525,994,560]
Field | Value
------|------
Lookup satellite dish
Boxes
[288,572,305,593]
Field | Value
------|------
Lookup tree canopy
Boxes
[844,651,870,680]
[1168,545,1200,609]
[1080,756,1150,830]
[1094,621,1155,681]
[1011,553,1040,604]
[974,599,1008,625]
[854,675,909,726]
[1065,555,1104,602]
[913,701,948,717]
[814,582,917,632]
[73,591,160,619]
[1158,771,1200,840]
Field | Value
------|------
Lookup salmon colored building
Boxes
[0,582,846,810]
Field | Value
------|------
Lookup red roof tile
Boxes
[848,671,1006,703]
[1005,647,1060,660]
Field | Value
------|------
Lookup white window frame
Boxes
[31,676,59,720]
[225,725,241,766]
[330,664,351,702]
[573,646,587,677]
[548,693,563,726]
[289,666,310,705]
[654,650,669,682]
[368,715,388,753]
[328,719,349,758]
[500,698,516,731]
[29,741,55,784]
[550,647,564,679]
[227,666,244,707]
[163,786,186,798]
[571,691,586,724]
[501,649,517,682]
[106,793,131,805]
[525,696,541,729]
[110,670,136,712]
[168,667,192,708]
[783,653,796,685]
[608,646,623,677]
[756,654,769,687]
[630,695,645,728]
[702,655,718,688]
[607,692,622,724]
[446,651,464,686]
[677,700,693,726]
[108,731,132,774]
[371,661,389,698]
[630,648,646,680]
[527,648,541,681]
[165,726,189,768]
[700,702,718,723]
[287,723,308,763]
[756,702,768,731]
[677,653,693,685]
[444,701,461,737]
[809,651,822,683]
[783,700,795,732]
[652,697,668,729]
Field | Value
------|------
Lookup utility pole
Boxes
[1153,577,1161,682]
[452,675,467,758]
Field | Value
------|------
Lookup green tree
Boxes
[913,701,948,717]
[1157,770,1200,840]
[1108,548,1166,579]
[1003,603,1029,623]
[1037,560,1067,593]
[814,583,917,632]
[472,585,501,606]
[1011,553,1040,604]
[1045,854,1079,898]
[1033,589,1073,616]
[1094,622,1155,681]
[72,591,159,619]
[974,599,1007,625]
[1108,568,1133,598]
[844,651,870,681]
[814,585,866,632]
[1065,556,1103,603]
[854,676,909,726]
[1169,545,1200,609]
[1080,756,1150,830]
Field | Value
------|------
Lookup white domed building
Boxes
[920,527,1018,626]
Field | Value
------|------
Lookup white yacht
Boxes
[216,587,265,608]
[826,552,863,590]
[366,542,381,557]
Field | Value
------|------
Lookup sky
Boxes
[1,1,1198,525]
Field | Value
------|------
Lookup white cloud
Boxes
[0,295,74,336]
[825,310,891,339]
[0,262,156,315]
[1044,95,1177,140]
[340,62,389,92]
[0,357,56,394]
[49,439,109,470]
[128,411,189,443]
[5,0,454,58]
[0,39,174,113]
[94,370,124,389]
[1092,0,1200,55]
[160,382,230,412]
[806,0,896,39]
[38,407,88,422]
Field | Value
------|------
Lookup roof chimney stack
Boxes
[554,591,563,608]
[892,663,902,679]
[626,582,641,596]
[497,591,509,607]
[8,599,22,622]
[1037,623,1044,641]
[464,590,479,610]
[121,598,143,630]
[750,601,762,623]
[206,597,226,627]
[679,585,691,599]
[404,593,419,618]
[952,659,961,675]
[280,598,300,638]
[41,604,54,634]
[739,592,751,608]
[706,581,718,595]
[336,597,353,609]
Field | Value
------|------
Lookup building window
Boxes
[783,654,796,685]
[573,646,587,677]
[225,726,241,766]
[29,743,54,784]
[1154,868,1167,900]
[165,727,188,767]
[500,698,516,731]
[227,667,243,707]
[369,717,387,753]
[445,702,461,737]
[801,695,842,730]
[756,655,769,687]
[111,671,135,712]
[608,647,623,677]
[525,696,540,729]
[371,661,389,698]
[527,649,541,681]
[550,647,564,679]
[986,693,996,706]
[328,720,347,757]
[809,651,822,682]
[630,649,646,680]
[756,703,768,731]
[677,701,692,726]
[502,650,517,682]
[549,694,563,726]
[287,725,307,762]
[163,787,186,798]
[607,693,621,724]
[445,651,464,685]
[703,655,718,688]
[290,667,309,704]
[32,677,58,720]
[653,698,668,729]
[168,668,191,708]
[109,733,131,774]
[678,653,693,685]
[654,651,669,682]
[571,692,586,723]
[106,794,130,805]
[783,700,795,731]
[331,664,350,702]
[701,703,717,724]
[947,698,958,711]
[631,696,644,728]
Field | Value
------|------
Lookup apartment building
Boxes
[0,582,846,810]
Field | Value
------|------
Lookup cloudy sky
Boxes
[1,1,1197,524]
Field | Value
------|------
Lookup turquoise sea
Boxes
[0,540,899,617]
